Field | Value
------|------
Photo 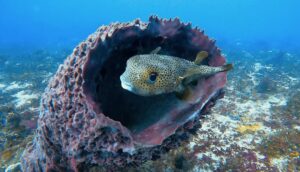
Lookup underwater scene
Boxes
[0,0,300,171]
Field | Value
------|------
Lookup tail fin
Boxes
[222,64,233,71]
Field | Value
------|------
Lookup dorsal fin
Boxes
[194,51,208,65]
[150,47,161,54]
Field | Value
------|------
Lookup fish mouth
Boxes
[121,81,134,91]
[120,76,152,96]
[120,75,135,92]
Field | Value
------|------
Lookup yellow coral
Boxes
[289,151,299,158]
[237,123,262,134]
[1,150,14,162]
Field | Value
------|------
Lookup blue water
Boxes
[1,0,300,53]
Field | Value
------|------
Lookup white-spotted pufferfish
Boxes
[120,47,233,100]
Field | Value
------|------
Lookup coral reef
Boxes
[258,130,300,160]
[0,49,67,171]
[20,16,228,171]
[2,17,300,172]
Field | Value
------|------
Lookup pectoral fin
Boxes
[194,51,208,65]
[150,47,161,54]
[175,86,194,101]
[180,67,203,86]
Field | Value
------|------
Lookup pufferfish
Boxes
[120,47,233,100]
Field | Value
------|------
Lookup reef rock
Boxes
[21,16,228,171]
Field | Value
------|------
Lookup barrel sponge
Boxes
[21,16,227,171]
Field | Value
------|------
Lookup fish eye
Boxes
[149,72,158,83]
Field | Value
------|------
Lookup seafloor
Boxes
[0,45,299,171]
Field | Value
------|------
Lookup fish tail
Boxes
[221,64,233,71]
